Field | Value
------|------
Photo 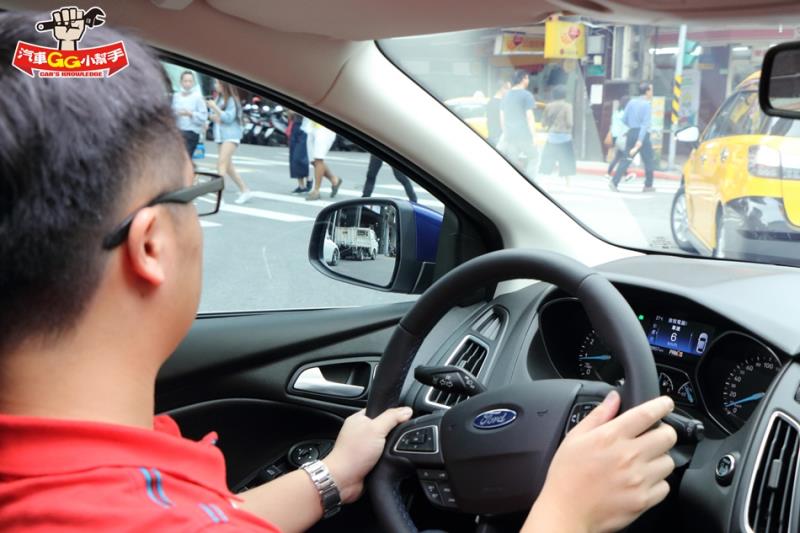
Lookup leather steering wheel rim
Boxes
[365,249,660,533]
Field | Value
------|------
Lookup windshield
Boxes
[381,19,800,268]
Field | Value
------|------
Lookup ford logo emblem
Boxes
[473,408,517,430]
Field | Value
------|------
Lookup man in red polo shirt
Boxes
[0,9,676,533]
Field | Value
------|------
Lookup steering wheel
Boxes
[365,249,660,532]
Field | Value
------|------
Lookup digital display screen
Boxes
[645,314,715,357]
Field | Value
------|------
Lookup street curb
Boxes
[576,164,681,181]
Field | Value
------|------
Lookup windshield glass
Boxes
[381,19,800,267]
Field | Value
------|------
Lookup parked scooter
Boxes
[241,102,264,145]
[266,105,289,146]
[257,105,288,146]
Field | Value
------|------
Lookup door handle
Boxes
[720,149,729,163]
[699,154,707,164]
[293,367,365,398]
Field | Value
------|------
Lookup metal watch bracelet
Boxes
[300,460,341,519]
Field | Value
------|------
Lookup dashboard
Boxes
[401,254,800,532]
[538,286,786,435]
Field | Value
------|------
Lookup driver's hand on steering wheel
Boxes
[325,407,413,504]
[523,391,677,533]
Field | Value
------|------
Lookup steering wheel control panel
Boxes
[539,288,787,435]
[394,425,438,453]
[565,401,600,433]
[417,469,457,508]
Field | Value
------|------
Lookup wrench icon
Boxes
[34,7,106,51]
[35,7,106,32]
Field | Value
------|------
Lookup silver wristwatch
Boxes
[301,460,342,519]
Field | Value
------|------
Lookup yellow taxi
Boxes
[671,72,800,265]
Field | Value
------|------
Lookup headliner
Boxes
[206,0,800,41]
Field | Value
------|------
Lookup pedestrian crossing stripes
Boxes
[219,202,314,222]
[200,175,673,229]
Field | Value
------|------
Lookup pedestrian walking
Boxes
[172,70,207,158]
[610,82,656,193]
[207,80,253,204]
[604,95,635,181]
[362,155,418,203]
[304,118,343,201]
[487,77,510,147]
[499,69,538,177]
[538,85,576,187]
[287,110,309,193]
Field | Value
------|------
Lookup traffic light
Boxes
[683,39,701,67]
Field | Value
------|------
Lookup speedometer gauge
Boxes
[697,332,783,433]
[721,352,780,427]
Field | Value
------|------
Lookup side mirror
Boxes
[760,41,800,119]
[308,198,442,294]
[676,125,700,143]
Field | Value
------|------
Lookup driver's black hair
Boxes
[0,11,186,352]
[639,82,653,95]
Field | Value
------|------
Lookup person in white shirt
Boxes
[172,71,208,158]
[302,118,343,202]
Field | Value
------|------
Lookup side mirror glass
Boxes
[308,198,443,293]
[676,126,700,143]
[760,41,800,119]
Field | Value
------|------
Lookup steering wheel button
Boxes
[418,469,447,481]
[421,480,441,502]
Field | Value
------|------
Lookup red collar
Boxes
[0,414,232,499]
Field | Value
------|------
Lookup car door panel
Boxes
[156,302,413,416]
[154,302,414,532]
[168,398,343,489]
[687,138,721,248]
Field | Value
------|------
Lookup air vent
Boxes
[473,307,504,341]
[747,412,800,533]
[427,336,488,408]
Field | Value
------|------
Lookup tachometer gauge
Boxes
[577,331,622,383]
[720,352,780,430]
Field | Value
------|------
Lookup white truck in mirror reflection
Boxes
[334,227,379,261]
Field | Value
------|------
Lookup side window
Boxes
[733,92,761,136]
[162,61,442,313]
[703,92,748,141]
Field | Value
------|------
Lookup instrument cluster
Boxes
[539,294,784,434]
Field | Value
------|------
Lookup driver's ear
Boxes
[125,207,167,287]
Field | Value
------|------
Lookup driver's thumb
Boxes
[373,406,413,436]
[570,390,620,435]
